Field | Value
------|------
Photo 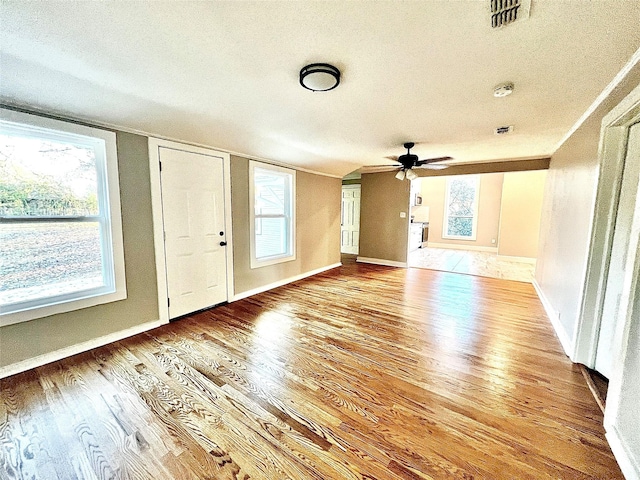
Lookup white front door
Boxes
[341,185,361,254]
[594,121,640,378]
[159,146,229,319]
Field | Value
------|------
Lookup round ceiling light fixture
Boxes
[300,63,340,92]
[494,82,514,97]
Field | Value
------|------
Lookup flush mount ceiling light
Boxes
[494,82,514,97]
[299,63,340,92]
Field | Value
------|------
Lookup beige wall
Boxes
[0,132,159,369]
[536,62,640,342]
[359,172,410,263]
[418,173,504,248]
[231,155,341,294]
[498,170,547,258]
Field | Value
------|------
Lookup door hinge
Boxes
[159,161,162,171]
[167,298,170,307]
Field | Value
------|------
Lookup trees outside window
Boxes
[443,175,479,240]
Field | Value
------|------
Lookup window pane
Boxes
[255,217,287,259]
[0,134,98,217]
[0,222,104,306]
[254,168,286,216]
[447,217,473,237]
[448,177,476,217]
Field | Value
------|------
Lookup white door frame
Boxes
[573,83,640,366]
[148,138,234,325]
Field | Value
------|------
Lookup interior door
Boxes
[341,185,361,254]
[159,146,228,319]
[594,121,640,378]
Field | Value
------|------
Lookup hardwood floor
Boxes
[0,260,622,479]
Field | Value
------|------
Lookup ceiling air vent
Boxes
[495,125,514,135]
[491,0,531,28]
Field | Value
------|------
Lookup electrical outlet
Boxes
[491,238,496,244]
[400,212,406,218]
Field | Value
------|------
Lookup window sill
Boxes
[250,254,296,269]
[0,289,127,327]
[441,235,477,241]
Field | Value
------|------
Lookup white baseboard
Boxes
[426,242,498,253]
[497,254,537,264]
[356,257,408,268]
[0,318,166,379]
[231,262,341,301]
[606,425,640,480]
[532,279,572,357]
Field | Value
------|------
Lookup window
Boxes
[0,109,126,326]
[249,161,296,268]
[443,175,479,240]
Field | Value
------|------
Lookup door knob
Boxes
[219,241,227,246]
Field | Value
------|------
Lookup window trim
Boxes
[249,160,296,269]
[0,108,126,327]
[442,174,480,241]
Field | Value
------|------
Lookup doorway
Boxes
[341,184,361,254]
[572,83,640,479]
[149,139,234,323]
[408,172,545,283]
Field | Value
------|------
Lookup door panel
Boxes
[595,121,640,378]
[160,147,228,319]
[341,185,361,254]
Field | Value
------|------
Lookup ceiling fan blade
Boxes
[384,155,399,161]
[415,156,453,165]
[360,164,401,173]
[416,163,449,170]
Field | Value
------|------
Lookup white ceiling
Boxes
[1,1,639,177]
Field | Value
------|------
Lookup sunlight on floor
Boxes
[408,247,535,283]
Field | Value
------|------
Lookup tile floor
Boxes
[408,246,536,283]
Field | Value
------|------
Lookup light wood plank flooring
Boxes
[0,259,622,479]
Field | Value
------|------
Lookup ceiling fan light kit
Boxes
[362,143,452,180]
[405,169,418,181]
[299,63,340,92]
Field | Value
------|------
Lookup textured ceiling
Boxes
[1,1,639,177]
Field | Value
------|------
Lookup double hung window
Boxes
[443,175,480,240]
[249,161,296,268]
[0,110,126,325]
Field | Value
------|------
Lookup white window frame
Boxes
[0,109,126,326]
[442,174,480,241]
[249,161,296,269]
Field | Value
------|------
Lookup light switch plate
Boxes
[400,212,406,218]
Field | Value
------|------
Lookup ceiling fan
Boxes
[365,142,452,180]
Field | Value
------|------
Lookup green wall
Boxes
[359,172,410,263]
